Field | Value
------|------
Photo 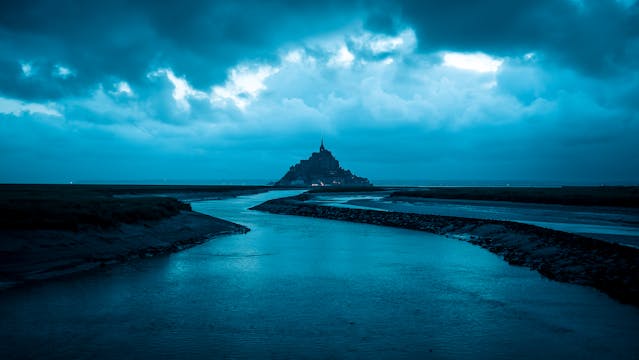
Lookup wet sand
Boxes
[343,196,639,248]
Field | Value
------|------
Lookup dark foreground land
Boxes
[0,185,259,288]
[252,193,639,307]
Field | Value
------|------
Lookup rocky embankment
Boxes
[251,195,639,307]
[0,211,248,289]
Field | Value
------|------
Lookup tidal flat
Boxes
[1,186,638,358]
[2,190,638,359]
[0,185,263,288]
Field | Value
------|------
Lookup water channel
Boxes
[1,191,637,359]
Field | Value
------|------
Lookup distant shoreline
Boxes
[251,195,639,307]
[388,186,639,208]
[305,185,639,208]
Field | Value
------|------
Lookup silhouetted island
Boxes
[275,140,372,187]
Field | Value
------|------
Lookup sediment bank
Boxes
[251,195,639,307]
[389,186,639,208]
[0,211,248,289]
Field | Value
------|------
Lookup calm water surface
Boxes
[1,191,638,359]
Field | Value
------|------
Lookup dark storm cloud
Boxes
[2,0,636,102]
[391,0,639,76]
[0,0,363,100]
[1,0,638,184]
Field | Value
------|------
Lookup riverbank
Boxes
[0,211,248,289]
[251,195,639,307]
[0,185,252,289]
[0,184,269,203]
[335,194,639,248]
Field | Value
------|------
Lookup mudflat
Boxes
[0,185,256,288]
[389,186,639,208]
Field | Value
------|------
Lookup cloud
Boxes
[328,45,356,68]
[211,65,279,110]
[20,62,34,77]
[112,81,133,97]
[394,0,639,77]
[442,52,503,73]
[351,29,417,56]
[283,49,304,64]
[148,68,207,111]
[53,64,74,79]
[0,96,62,117]
[0,0,365,101]
[0,0,637,183]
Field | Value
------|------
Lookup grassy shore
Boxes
[0,184,268,231]
[0,184,268,198]
[0,184,256,288]
[1,191,189,231]
[389,186,639,208]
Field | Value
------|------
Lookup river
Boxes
[0,191,638,359]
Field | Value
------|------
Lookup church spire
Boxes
[320,137,325,152]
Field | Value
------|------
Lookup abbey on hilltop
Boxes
[274,140,372,187]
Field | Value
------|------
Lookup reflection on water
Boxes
[0,191,638,359]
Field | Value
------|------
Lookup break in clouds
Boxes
[0,0,638,183]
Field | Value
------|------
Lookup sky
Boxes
[1,0,638,185]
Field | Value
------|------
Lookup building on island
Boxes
[274,140,372,187]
